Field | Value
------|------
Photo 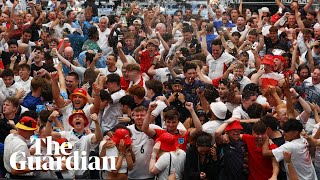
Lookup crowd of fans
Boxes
[0,0,320,179]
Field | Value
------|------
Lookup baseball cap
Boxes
[16,116,39,131]
[69,88,88,102]
[225,120,243,132]
[210,102,228,120]
[261,7,270,13]
[111,128,133,145]
[68,110,89,128]
[156,132,178,152]
[172,77,183,85]
[261,54,274,66]
[133,19,142,25]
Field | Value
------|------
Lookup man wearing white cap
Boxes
[202,102,228,135]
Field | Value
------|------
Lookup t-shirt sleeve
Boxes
[155,152,170,171]
[153,129,165,141]
[272,143,288,162]
[241,134,251,144]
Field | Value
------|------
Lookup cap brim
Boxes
[68,113,89,128]
[69,92,88,101]
[16,123,38,131]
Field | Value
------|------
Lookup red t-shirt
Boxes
[120,77,130,91]
[139,50,160,74]
[153,129,189,151]
[242,134,277,180]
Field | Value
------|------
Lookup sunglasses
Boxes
[315,45,320,49]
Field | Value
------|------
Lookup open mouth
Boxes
[75,122,81,125]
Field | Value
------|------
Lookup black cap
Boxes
[172,77,183,85]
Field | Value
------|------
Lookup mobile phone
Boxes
[198,86,205,93]
[251,42,259,50]
[83,82,90,89]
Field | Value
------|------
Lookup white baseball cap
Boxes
[261,7,270,13]
[210,102,228,119]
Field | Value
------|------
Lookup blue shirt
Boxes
[22,92,43,111]
[213,21,235,32]
[78,51,106,68]
[67,32,86,58]
[82,16,99,39]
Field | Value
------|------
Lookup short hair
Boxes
[100,89,112,102]
[39,110,51,123]
[126,63,141,72]
[302,28,312,35]
[31,77,47,91]
[88,26,98,39]
[243,83,260,95]
[218,79,230,88]
[282,119,303,133]
[211,39,222,46]
[183,62,197,73]
[18,63,31,71]
[47,38,59,45]
[247,103,263,118]
[182,25,193,33]
[242,90,257,101]
[248,29,258,36]
[128,85,145,99]
[7,39,18,46]
[34,46,43,52]
[19,110,38,120]
[252,121,267,134]
[239,51,249,58]
[164,109,180,121]
[67,72,80,81]
[4,97,19,108]
[108,53,118,61]
[106,73,121,86]
[66,10,74,17]
[132,106,147,113]
[233,62,245,70]
[145,79,163,95]
[22,28,32,35]
[231,32,241,38]
[124,32,135,39]
[1,69,14,78]
[261,114,279,131]
[119,95,135,110]
[85,51,95,63]
[194,131,213,147]
[269,26,278,33]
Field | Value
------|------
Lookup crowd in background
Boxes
[0,0,320,179]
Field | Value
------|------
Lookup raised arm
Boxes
[90,113,103,144]
[117,42,128,65]
[303,0,314,12]
[275,0,285,9]
[50,72,65,109]
[186,102,202,137]
[90,83,101,114]
[142,102,158,138]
